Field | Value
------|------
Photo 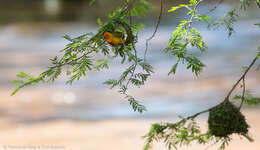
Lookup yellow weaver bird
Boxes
[102,31,125,45]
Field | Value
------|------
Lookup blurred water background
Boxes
[0,0,259,149]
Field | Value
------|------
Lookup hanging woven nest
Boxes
[101,20,135,57]
[208,100,249,137]
[102,21,134,47]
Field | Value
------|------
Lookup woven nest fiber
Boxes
[208,100,249,137]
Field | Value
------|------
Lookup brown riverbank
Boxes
[0,108,259,150]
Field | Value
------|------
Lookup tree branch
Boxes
[152,52,259,129]
[206,0,225,14]
[239,77,246,109]
[125,0,136,13]
[144,0,164,62]
[225,55,259,100]
[188,0,204,29]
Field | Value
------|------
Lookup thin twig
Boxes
[225,55,259,100]
[61,1,136,69]
[144,0,164,62]
[125,0,134,24]
[187,0,204,30]
[159,53,259,127]
[125,45,138,88]
[206,0,224,14]
[239,77,246,109]
[181,108,212,122]
[49,51,92,69]
[125,0,136,13]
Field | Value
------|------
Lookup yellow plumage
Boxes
[102,32,125,45]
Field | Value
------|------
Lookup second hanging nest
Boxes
[208,100,249,137]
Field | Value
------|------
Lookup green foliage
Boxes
[257,0,260,7]
[143,100,253,150]
[131,23,145,33]
[130,0,154,17]
[128,96,146,113]
[240,0,252,10]
[12,72,43,96]
[97,18,103,27]
[166,1,207,76]
[255,22,260,28]
[194,14,211,24]
[104,56,153,113]
[257,47,260,59]
[89,0,96,6]
[234,91,260,106]
[240,0,260,10]
[168,5,190,13]
[256,37,260,59]
[189,0,198,6]
[12,1,154,113]
[208,8,238,37]
[168,0,198,13]
[143,114,248,150]
[143,118,212,150]
[11,1,260,149]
